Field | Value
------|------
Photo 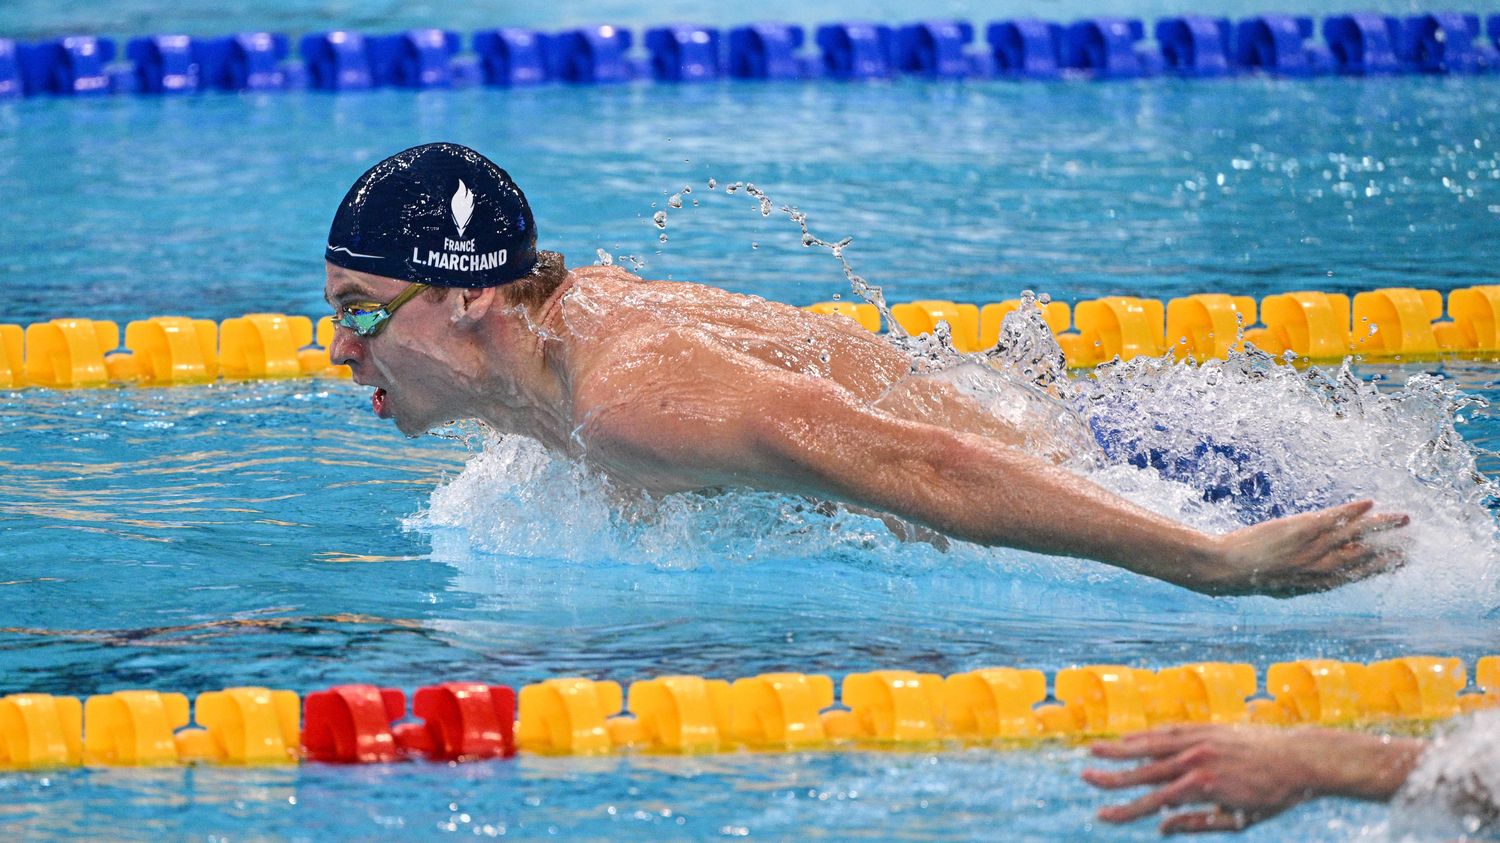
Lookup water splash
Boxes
[1389,709,1500,840]
[409,326,1499,616]
[435,187,1500,615]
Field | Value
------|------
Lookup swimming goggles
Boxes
[332,282,430,337]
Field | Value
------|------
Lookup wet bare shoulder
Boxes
[558,273,907,406]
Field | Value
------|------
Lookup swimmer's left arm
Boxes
[803,383,1406,593]
[579,339,1406,596]
[732,374,1229,589]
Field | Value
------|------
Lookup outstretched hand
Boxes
[1194,500,1408,597]
[1082,724,1427,835]
[1082,725,1322,833]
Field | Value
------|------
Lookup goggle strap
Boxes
[384,283,430,316]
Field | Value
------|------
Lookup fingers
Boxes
[1095,772,1209,823]
[1089,725,1218,761]
[1082,754,1191,790]
[1325,498,1374,526]
[1328,511,1409,552]
[1358,512,1410,536]
[1294,505,1411,587]
[1307,524,1409,588]
[1309,507,1401,553]
[1161,808,1257,835]
[1342,546,1408,581]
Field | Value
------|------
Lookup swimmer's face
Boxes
[324,263,469,435]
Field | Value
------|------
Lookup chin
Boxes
[394,415,434,437]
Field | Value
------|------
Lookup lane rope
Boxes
[1,656,1494,766]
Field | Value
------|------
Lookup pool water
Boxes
[4,4,1500,841]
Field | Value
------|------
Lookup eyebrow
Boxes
[325,283,379,306]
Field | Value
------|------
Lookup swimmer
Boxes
[323,142,1408,597]
[1083,718,1499,835]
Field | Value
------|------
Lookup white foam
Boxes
[1389,709,1500,840]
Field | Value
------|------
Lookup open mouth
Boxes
[372,387,390,418]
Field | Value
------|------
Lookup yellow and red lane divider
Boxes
[2,285,1500,390]
[0,656,1495,769]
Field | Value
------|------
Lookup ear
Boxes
[450,286,499,326]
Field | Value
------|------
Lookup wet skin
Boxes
[325,263,1409,597]
[1084,723,1427,834]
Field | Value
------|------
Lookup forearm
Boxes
[791,421,1220,585]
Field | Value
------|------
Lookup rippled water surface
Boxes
[4,8,1500,839]
[3,75,1500,324]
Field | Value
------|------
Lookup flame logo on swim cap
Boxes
[450,180,476,238]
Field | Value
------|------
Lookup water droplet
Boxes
[595,248,613,266]
[751,241,759,249]
[652,211,668,229]
[707,178,717,189]
[692,199,699,206]
[668,194,683,209]
[801,233,816,247]
[725,183,740,194]
[682,185,692,194]
[659,233,668,243]
[831,293,841,301]
[759,197,773,216]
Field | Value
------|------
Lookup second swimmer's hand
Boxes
[1188,500,1409,597]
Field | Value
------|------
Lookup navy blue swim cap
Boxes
[325,142,538,287]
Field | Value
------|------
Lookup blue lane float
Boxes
[815,22,894,79]
[987,20,1064,79]
[1064,18,1160,78]
[893,21,977,79]
[366,29,470,89]
[3,11,1499,99]
[1234,15,1332,76]
[300,31,373,91]
[1155,17,1234,77]
[1400,13,1495,72]
[15,35,114,96]
[472,28,548,86]
[193,33,293,91]
[727,23,806,80]
[125,35,197,95]
[1324,14,1404,75]
[544,26,637,84]
[644,25,720,83]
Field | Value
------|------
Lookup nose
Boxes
[328,324,364,368]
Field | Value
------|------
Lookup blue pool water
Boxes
[5,75,1500,325]
[5,3,1500,840]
